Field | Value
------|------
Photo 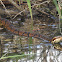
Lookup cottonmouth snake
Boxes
[0,18,62,50]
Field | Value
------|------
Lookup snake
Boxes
[0,17,62,50]
[0,18,62,43]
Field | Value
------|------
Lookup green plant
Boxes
[53,0,62,34]
[0,53,35,60]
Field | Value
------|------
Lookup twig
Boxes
[8,0,21,11]
[0,8,18,15]
[13,1,50,19]
[0,0,11,16]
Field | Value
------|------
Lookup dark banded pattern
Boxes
[0,18,52,41]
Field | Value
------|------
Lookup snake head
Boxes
[51,36,62,44]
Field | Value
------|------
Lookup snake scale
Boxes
[0,17,62,50]
[0,17,62,44]
[0,18,53,42]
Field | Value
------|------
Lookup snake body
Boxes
[0,18,62,50]
[0,18,52,41]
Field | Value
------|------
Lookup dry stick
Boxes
[0,8,19,15]
[0,0,11,16]
[8,0,21,11]
[13,1,50,19]
[0,0,6,10]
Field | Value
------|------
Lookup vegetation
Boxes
[53,0,62,34]
[0,0,62,62]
